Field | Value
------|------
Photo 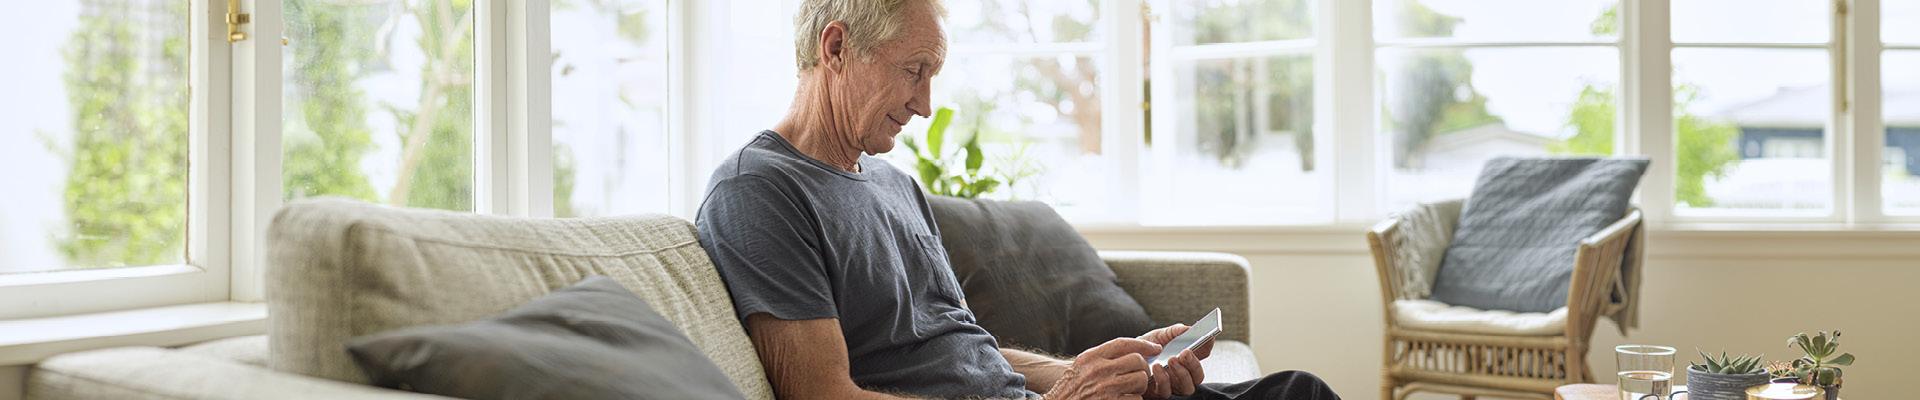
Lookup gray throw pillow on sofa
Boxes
[1428,157,1648,313]
[927,196,1158,356]
[345,276,746,400]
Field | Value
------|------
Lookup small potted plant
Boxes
[1685,351,1771,400]
[1786,331,1854,400]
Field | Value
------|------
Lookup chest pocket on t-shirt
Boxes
[906,234,967,306]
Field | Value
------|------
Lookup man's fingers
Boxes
[1193,336,1217,359]
[1122,353,1149,374]
[1119,371,1151,395]
[1148,364,1172,399]
[1178,350,1206,386]
[1090,337,1164,359]
[1164,324,1190,338]
[1168,356,1197,395]
[1085,352,1151,377]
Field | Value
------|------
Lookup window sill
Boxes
[0,302,266,366]
[1074,222,1920,259]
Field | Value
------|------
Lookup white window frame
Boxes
[0,0,243,320]
[1143,0,1335,226]
[1374,3,1628,222]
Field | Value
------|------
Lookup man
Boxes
[695,0,1341,399]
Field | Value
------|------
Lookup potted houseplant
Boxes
[1685,351,1771,400]
[1785,331,1854,400]
[901,106,1039,199]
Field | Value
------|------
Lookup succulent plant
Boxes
[1690,351,1766,374]
[1786,330,1854,388]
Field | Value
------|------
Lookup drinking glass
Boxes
[1616,345,1678,400]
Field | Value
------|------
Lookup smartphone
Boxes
[1150,307,1222,367]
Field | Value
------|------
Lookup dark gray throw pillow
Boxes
[1429,157,1648,313]
[345,276,746,400]
[927,196,1158,356]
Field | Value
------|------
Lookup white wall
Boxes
[1081,227,1920,400]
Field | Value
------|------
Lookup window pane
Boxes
[888,55,1110,221]
[1672,0,1828,44]
[551,0,670,218]
[1672,48,1830,212]
[1151,55,1324,224]
[1376,0,1617,42]
[949,0,1101,44]
[0,1,189,273]
[1174,0,1312,45]
[1379,48,1619,210]
[1892,0,1920,44]
[283,0,475,211]
[1885,51,1920,214]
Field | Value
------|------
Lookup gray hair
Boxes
[792,0,944,71]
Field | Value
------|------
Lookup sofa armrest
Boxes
[28,347,448,400]
[1100,251,1252,344]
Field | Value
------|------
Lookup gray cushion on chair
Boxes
[345,276,746,400]
[1428,157,1648,313]
[927,196,1158,355]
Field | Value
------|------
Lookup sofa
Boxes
[26,199,1260,399]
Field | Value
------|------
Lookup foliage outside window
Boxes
[1,0,189,273]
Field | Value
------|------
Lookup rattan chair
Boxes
[1366,199,1643,400]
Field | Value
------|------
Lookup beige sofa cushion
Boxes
[266,199,772,400]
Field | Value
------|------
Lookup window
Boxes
[283,0,477,211]
[1147,0,1326,225]
[1375,0,1620,211]
[2,1,190,274]
[1886,0,1920,214]
[1670,0,1833,214]
[549,0,672,217]
[889,0,1121,222]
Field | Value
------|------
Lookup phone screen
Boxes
[1151,308,1222,367]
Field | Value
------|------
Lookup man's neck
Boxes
[772,76,864,173]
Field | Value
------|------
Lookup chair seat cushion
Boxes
[1391,299,1566,336]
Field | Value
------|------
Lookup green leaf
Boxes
[917,159,942,191]
[944,176,969,197]
[927,107,953,157]
[969,178,1001,196]
[1829,353,1854,366]
[963,134,984,173]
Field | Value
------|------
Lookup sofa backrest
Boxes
[266,198,773,399]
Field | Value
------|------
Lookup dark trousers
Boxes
[1172,371,1341,400]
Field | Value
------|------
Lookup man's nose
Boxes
[909,81,933,118]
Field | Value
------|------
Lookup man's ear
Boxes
[819,21,849,73]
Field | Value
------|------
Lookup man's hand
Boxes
[1137,324,1214,399]
[1044,338,1161,400]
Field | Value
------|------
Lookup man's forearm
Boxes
[999,348,1071,393]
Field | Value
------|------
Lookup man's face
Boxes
[831,1,945,155]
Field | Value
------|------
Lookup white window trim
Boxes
[0,0,244,320]
[477,0,554,218]
[1144,0,1336,226]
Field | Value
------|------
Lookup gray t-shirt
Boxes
[695,131,1035,399]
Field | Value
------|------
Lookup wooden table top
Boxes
[1556,384,1688,400]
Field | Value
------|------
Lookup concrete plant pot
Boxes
[1685,366,1771,400]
